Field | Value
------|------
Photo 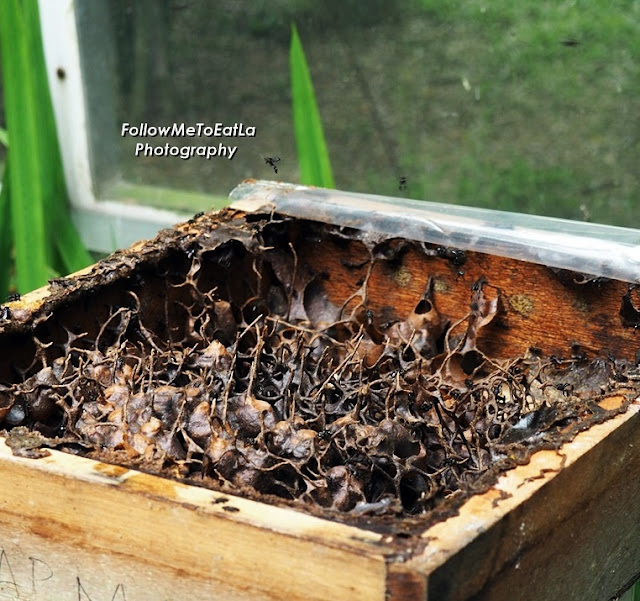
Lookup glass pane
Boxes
[77,0,640,226]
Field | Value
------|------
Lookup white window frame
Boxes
[39,1,193,254]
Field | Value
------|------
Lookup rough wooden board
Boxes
[386,565,428,601]
[0,530,240,601]
[401,400,640,601]
[0,439,388,601]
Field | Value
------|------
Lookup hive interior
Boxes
[0,210,636,530]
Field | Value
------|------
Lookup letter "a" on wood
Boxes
[0,549,19,597]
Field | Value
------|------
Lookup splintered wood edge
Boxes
[3,240,148,313]
[3,209,218,314]
[396,399,640,583]
[0,439,388,601]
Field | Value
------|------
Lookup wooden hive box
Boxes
[0,182,639,601]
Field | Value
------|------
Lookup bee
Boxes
[398,176,408,191]
[555,382,573,396]
[7,292,20,302]
[263,156,281,174]
[437,246,467,268]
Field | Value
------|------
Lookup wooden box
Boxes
[0,185,639,601]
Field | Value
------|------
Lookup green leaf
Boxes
[0,127,8,148]
[0,0,50,292]
[53,217,92,274]
[0,0,92,293]
[22,0,92,276]
[290,23,335,188]
[0,162,12,301]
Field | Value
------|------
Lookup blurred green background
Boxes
[99,0,640,226]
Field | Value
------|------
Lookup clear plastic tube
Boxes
[230,180,640,283]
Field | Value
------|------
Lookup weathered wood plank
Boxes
[0,440,388,601]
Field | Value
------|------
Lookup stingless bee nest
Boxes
[0,210,636,526]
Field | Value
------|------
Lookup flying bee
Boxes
[398,175,408,191]
[263,156,281,174]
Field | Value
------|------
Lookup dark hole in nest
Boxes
[0,215,635,525]
[414,299,432,315]
[460,350,484,375]
[400,472,428,511]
